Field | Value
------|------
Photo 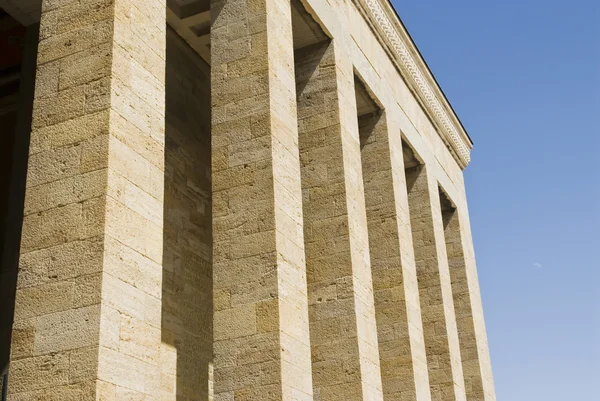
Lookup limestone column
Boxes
[8,0,169,399]
[405,165,467,401]
[359,113,431,401]
[295,41,383,401]
[210,0,313,398]
[443,205,496,401]
[0,21,39,383]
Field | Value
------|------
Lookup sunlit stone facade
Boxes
[0,0,495,400]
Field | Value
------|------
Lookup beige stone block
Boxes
[25,143,83,188]
[118,314,161,365]
[110,76,165,138]
[59,42,112,90]
[213,289,231,312]
[53,0,114,35]
[102,235,162,299]
[214,304,257,341]
[110,111,164,169]
[229,230,276,260]
[113,0,166,57]
[31,84,86,129]
[84,76,112,114]
[100,273,152,325]
[74,273,103,308]
[20,199,105,253]
[10,319,36,360]
[107,135,164,201]
[98,305,120,352]
[69,346,100,384]
[37,18,112,64]
[33,60,60,100]
[112,47,165,117]
[8,352,69,393]
[106,169,162,227]
[212,161,270,193]
[256,299,279,333]
[97,346,152,394]
[104,197,163,264]
[9,381,96,401]
[17,237,104,289]
[229,268,278,306]
[95,379,117,401]
[212,252,276,290]
[13,281,75,321]
[29,110,110,155]
[111,31,164,88]
[33,305,101,355]
[23,169,107,216]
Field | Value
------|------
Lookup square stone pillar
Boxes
[295,41,383,401]
[359,112,431,401]
[443,206,496,401]
[8,0,168,399]
[210,0,313,398]
[405,165,467,401]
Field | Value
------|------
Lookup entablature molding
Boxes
[0,0,473,168]
[352,0,473,168]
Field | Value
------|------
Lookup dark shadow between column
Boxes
[0,20,39,393]
[162,25,213,401]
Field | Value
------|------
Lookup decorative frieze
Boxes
[352,0,473,168]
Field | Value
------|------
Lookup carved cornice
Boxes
[2,0,472,167]
[353,0,472,168]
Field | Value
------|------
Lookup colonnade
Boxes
[5,0,494,400]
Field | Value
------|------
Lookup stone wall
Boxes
[0,20,38,380]
[295,40,383,401]
[7,0,168,399]
[210,0,314,397]
[162,27,213,401]
[3,0,496,399]
[405,165,466,401]
[359,112,431,401]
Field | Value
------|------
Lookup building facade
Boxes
[0,0,495,400]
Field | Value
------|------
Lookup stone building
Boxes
[0,0,495,400]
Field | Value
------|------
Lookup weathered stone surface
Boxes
[8,0,167,400]
[405,164,467,401]
[359,111,431,401]
[5,0,496,399]
[210,0,313,398]
[295,40,383,401]
[443,205,496,401]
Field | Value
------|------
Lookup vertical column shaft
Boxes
[0,21,39,381]
[9,0,168,399]
[295,41,383,401]
[359,114,431,401]
[405,165,467,401]
[210,0,313,398]
[162,28,214,401]
[443,206,496,401]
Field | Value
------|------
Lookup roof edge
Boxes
[353,0,473,168]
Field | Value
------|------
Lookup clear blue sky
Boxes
[390,0,599,399]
